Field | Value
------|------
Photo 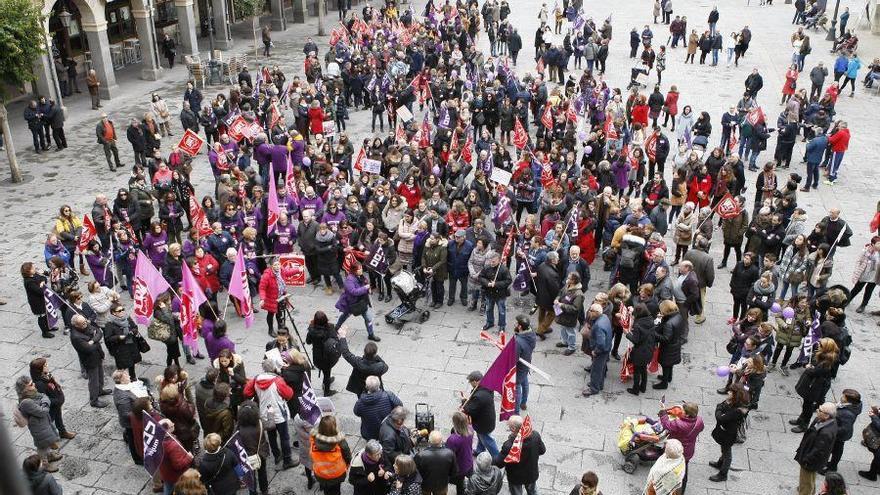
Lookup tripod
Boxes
[277,294,315,370]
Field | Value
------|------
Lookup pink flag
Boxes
[180,262,208,353]
[285,155,299,204]
[132,250,172,325]
[228,246,254,328]
[267,163,280,234]
[479,338,518,420]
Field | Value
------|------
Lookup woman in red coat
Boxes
[631,95,650,128]
[158,419,193,492]
[192,247,220,298]
[258,260,286,336]
[781,64,799,104]
[308,100,325,137]
[663,86,680,130]
[686,165,713,208]
[397,175,422,209]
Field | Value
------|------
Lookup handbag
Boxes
[246,423,264,470]
[725,338,738,354]
[147,318,171,342]
[136,334,151,353]
[349,294,369,316]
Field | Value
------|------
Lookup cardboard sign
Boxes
[279,254,306,287]
[227,116,248,141]
[362,158,382,174]
[322,121,336,138]
[177,129,204,156]
[490,167,513,186]
[396,105,414,122]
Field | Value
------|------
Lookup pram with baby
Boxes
[617,415,669,473]
[384,271,432,328]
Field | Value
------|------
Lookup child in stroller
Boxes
[617,415,670,473]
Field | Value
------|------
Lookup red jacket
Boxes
[397,183,422,209]
[664,91,679,115]
[244,374,294,401]
[193,253,221,293]
[687,174,713,208]
[829,128,850,152]
[445,210,470,235]
[258,268,280,312]
[308,107,325,135]
[631,104,649,127]
[159,434,193,484]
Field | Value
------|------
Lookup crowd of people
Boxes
[11,1,880,495]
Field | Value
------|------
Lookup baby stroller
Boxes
[384,271,431,329]
[617,416,669,474]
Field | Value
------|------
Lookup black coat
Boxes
[103,317,143,370]
[415,445,458,490]
[198,448,241,494]
[340,338,388,396]
[23,274,48,315]
[711,401,747,447]
[462,386,496,434]
[730,261,760,299]
[349,448,390,495]
[795,420,838,472]
[70,325,106,369]
[496,431,546,485]
[625,316,657,366]
[534,261,561,308]
[795,365,834,403]
[378,416,414,465]
[834,402,863,442]
[306,322,340,370]
[655,313,684,366]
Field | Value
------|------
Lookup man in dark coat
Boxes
[479,252,513,332]
[682,235,715,325]
[298,212,320,284]
[69,314,111,408]
[46,100,66,150]
[508,28,523,65]
[354,376,403,441]
[414,431,458,495]
[795,403,838,495]
[825,389,863,473]
[495,415,546,494]
[514,315,537,413]
[447,231,473,307]
[378,406,414,465]
[534,251,561,339]
[674,261,701,342]
[179,102,199,133]
[462,371,498,457]
[744,68,764,98]
[23,100,46,153]
[338,331,388,396]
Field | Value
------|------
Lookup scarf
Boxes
[274,270,287,295]
[644,454,685,495]
[579,487,597,495]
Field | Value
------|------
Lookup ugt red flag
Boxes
[541,104,554,130]
[461,134,474,163]
[419,113,432,149]
[180,262,208,353]
[78,215,98,252]
[266,163,281,234]
[644,132,658,161]
[539,160,556,189]
[479,338,518,420]
[746,107,765,126]
[188,196,214,236]
[132,250,172,325]
[177,129,204,156]
[353,147,366,172]
[513,117,529,150]
[228,246,254,328]
[604,118,619,140]
[503,415,533,463]
[715,193,742,220]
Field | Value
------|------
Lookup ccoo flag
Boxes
[228,246,255,327]
[132,250,172,325]
[181,262,208,353]
[142,411,166,476]
[479,338,518,420]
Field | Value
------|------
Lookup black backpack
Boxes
[837,325,852,365]
[323,336,342,365]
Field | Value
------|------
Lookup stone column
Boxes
[271,0,287,31]
[873,1,880,36]
[292,0,306,23]
[174,0,200,57]
[32,55,62,103]
[212,0,233,50]
[131,7,164,80]
[81,20,119,100]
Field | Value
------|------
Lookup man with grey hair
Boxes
[69,314,111,408]
[672,260,701,341]
[354,375,403,441]
[795,402,839,495]
[683,235,715,325]
[534,250,561,339]
[349,439,391,494]
[243,358,296,469]
[495,415,546,495]
[415,430,458,495]
[479,252,513,332]
[378,406,414,465]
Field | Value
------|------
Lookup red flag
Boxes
[540,160,556,189]
[227,246,254,328]
[269,104,282,129]
[266,163,280,233]
[512,117,528,150]
[536,57,545,74]
[715,193,742,219]
[566,104,578,124]
[449,129,459,154]
[419,114,431,148]
[461,133,474,163]
[644,132,658,161]
[746,107,765,126]
[180,262,207,353]
[728,133,738,153]
[177,129,205,156]
[503,416,533,463]
[132,251,172,325]
[78,215,97,252]
[395,122,407,142]
[479,338,518,421]
[227,116,248,142]
[353,147,366,172]
[188,196,214,236]
[279,254,307,287]
[604,118,618,140]
[541,104,554,131]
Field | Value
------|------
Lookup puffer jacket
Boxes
[197,447,240,494]
[774,308,810,348]
[243,372,294,424]
[18,393,59,449]
[310,431,352,485]
[422,239,449,280]
[353,390,403,440]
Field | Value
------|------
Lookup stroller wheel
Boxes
[622,457,638,474]
[385,315,394,324]
[394,321,405,330]
[420,311,430,323]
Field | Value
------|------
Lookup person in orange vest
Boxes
[310,415,353,495]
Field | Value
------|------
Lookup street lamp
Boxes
[826,0,841,41]
[57,6,72,29]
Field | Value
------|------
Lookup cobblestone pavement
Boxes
[2,1,880,494]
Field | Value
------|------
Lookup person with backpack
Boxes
[307,311,342,395]
[244,358,296,470]
[311,415,353,495]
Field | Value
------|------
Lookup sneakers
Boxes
[367,334,381,342]
[823,179,835,185]
[563,349,575,356]
[858,470,878,481]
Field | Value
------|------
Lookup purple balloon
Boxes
[782,307,796,319]
[770,302,782,314]
[302,157,311,167]
[715,366,731,378]
[432,166,441,176]
[577,131,588,141]
[584,146,593,155]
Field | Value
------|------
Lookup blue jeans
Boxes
[588,351,610,393]
[806,161,821,188]
[336,307,375,336]
[485,297,507,330]
[516,371,529,412]
[748,150,761,170]
[712,49,719,65]
[779,280,800,300]
[475,431,500,458]
[560,325,577,350]
[829,151,845,181]
[738,137,751,160]
[164,481,175,495]
[727,48,735,64]
[509,482,538,495]
[448,274,468,303]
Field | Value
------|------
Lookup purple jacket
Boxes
[270,145,290,175]
[277,194,299,218]
[86,251,113,288]
[320,209,346,228]
[220,212,246,239]
[253,143,274,168]
[143,231,169,268]
[335,273,369,313]
[272,222,297,254]
[203,320,236,361]
[659,410,705,461]
[611,159,630,190]
[299,194,324,214]
[290,136,305,166]
[445,432,474,477]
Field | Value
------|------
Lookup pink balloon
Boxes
[432,166,441,176]
[715,366,731,378]
[584,146,593,154]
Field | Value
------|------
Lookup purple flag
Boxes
[512,257,530,292]
[573,14,585,30]
[365,244,389,274]
[479,338,518,420]
[565,205,580,241]
[298,375,322,424]
[797,311,822,364]
[43,287,62,330]
[226,430,256,490]
[438,106,451,129]
[142,412,166,476]
[133,250,172,325]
